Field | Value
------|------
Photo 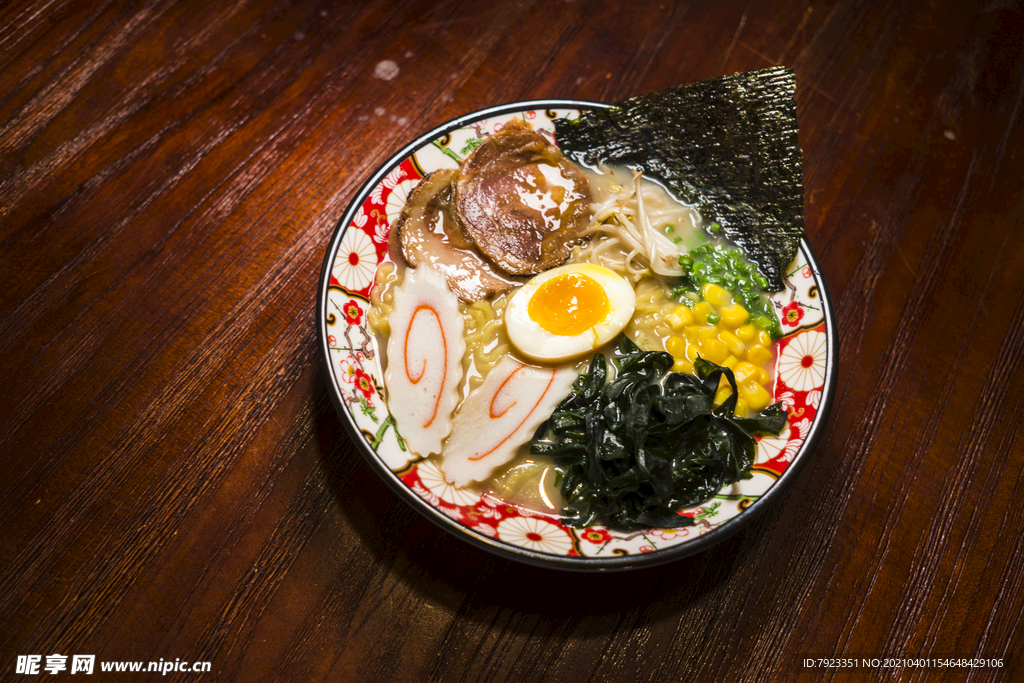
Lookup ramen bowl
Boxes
[316,101,837,571]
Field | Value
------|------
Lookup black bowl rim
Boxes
[315,99,838,572]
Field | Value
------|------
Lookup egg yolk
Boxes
[527,273,609,336]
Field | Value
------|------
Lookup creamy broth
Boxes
[368,151,780,519]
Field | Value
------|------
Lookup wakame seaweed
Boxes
[554,66,804,291]
[529,338,788,532]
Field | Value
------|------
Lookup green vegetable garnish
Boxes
[529,337,788,531]
[674,243,783,338]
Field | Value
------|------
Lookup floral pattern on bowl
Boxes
[318,103,837,569]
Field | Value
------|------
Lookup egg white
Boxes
[505,263,636,363]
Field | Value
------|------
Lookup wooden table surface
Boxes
[3,0,1023,680]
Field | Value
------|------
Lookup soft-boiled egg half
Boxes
[505,263,636,363]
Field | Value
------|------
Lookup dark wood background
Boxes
[2,0,1022,680]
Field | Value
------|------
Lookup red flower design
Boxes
[781,301,804,327]
[353,368,375,398]
[581,527,612,544]
[343,299,363,326]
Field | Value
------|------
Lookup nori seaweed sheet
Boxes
[554,66,804,292]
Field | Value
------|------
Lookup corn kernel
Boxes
[757,330,773,347]
[700,338,730,364]
[747,345,773,366]
[702,283,732,307]
[692,301,713,324]
[758,368,772,385]
[733,361,758,384]
[697,325,720,342]
[722,355,739,370]
[673,359,694,375]
[719,330,745,356]
[739,381,771,411]
[683,324,703,341]
[684,342,699,362]
[734,397,749,417]
[719,304,749,328]
[713,385,733,408]
[736,323,757,342]
[673,305,694,326]
[666,335,687,357]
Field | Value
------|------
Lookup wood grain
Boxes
[2,0,1022,680]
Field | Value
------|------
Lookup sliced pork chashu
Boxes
[453,121,593,276]
[396,169,523,302]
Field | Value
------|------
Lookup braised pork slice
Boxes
[453,121,593,276]
[396,169,523,302]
